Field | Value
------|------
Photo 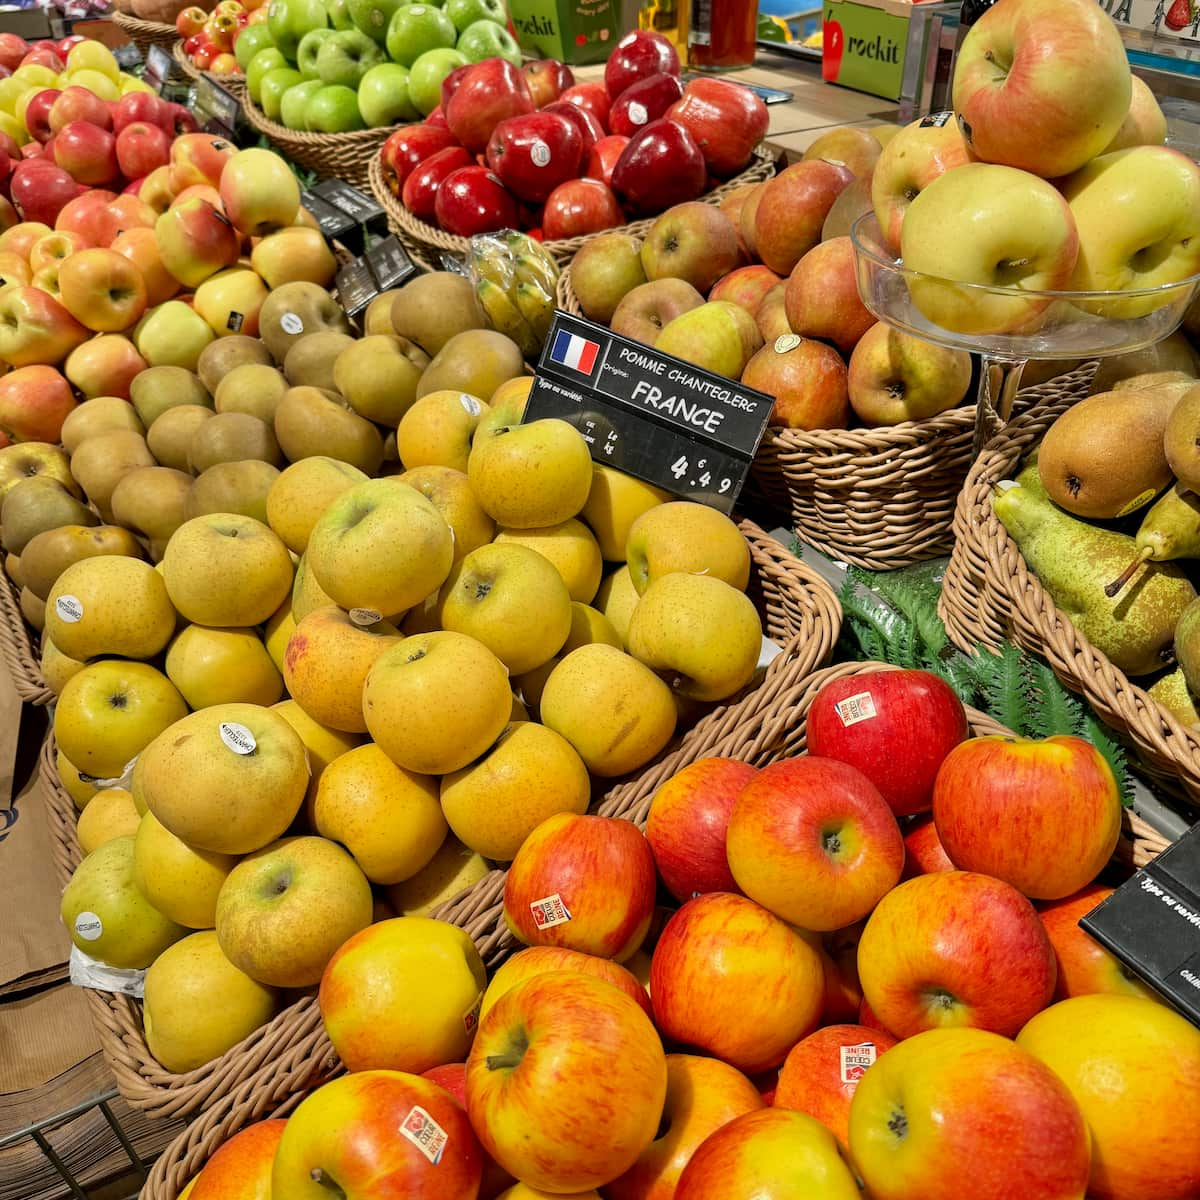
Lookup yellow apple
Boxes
[133,811,238,929]
[514,601,622,710]
[396,464,495,565]
[165,624,284,709]
[271,698,363,805]
[396,389,489,474]
[626,502,750,594]
[58,747,101,810]
[291,551,337,621]
[265,457,368,554]
[193,268,269,339]
[135,300,215,370]
[40,636,83,696]
[263,598,297,673]
[76,787,140,854]
[594,564,640,649]
[581,465,672,562]
[385,834,491,918]
[494,518,603,604]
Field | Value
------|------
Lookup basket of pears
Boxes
[939,337,1200,805]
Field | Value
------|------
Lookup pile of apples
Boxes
[171,666,1200,1200]
[177,0,263,77]
[380,31,769,240]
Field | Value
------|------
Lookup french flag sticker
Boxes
[549,329,600,375]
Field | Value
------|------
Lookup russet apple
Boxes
[69,428,156,521]
[570,231,647,324]
[753,160,853,276]
[186,1117,285,1200]
[848,321,973,425]
[480,947,651,1024]
[610,278,704,346]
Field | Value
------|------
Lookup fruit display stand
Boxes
[33,519,840,1123]
[0,571,53,706]
[110,13,179,55]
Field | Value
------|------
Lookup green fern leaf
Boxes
[1081,714,1134,807]
[1022,657,1081,738]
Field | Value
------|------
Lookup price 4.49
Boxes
[670,456,732,494]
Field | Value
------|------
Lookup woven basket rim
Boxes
[0,572,52,704]
[112,12,176,31]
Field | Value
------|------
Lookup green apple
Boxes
[134,301,215,371]
[306,84,365,132]
[328,0,356,27]
[296,27,336,78]
[261,66,304,121]
[456,17,520,64]
[357,62,419,127]
[267,0,329,60]
[408,45,466,115]
[385,3,456,67]
[316,28,383,87]
[280,77,324,129]
[348,0,405,44]
[247,47,288,104]
[445,0,505,33]
[234,23,276,71]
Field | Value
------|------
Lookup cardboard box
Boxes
[821,0,917,101]
[506,0,622,64]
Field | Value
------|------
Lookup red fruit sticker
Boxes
[834,692,877,727]
[530,893,572,929]
[463,993,482,1036]
[400,1106,448,1165]
[839,1042,878,1083]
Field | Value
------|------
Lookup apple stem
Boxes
[310,1168,347,1198]
[1104,548,1151,598]
[485,1051,524,1071]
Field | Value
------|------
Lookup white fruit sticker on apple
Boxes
[400,1106,448,1165]
[834,692,877,727]
[839,1042,878,1083]
[280,312,304,336]
[463,993,482,1036]
[530,893,572,929]
[55,595,83,623]
[219,722,257,755]
[531,139,551,167]
[460,393,483,415]
[628,101,648,126]
[774,333,803,354]
[349,608,383,627]
[74,911,103,942]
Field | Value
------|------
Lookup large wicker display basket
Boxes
[171,40,246,100]
[0,572,52,705]
[937,397,1200,807]
[112,12,179,53]
[137,657,1170,1200]
[41,520,840,1122]
[369,143,778,268]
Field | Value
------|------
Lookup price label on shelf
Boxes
[524,313,773,515]
[113,43,143,71]
[143,44,172,94]
[300,190,357,242]
[310,178,388,254]
[365,234,416,291]
[335,256,379,318]
[191,75,241,140]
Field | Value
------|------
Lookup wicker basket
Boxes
[937,399,1200,807]
[112,12,179,54]
[43,519,839,1121]
[171,40,247,101]
[0,572,52,705]
[369,143,778,268]
[137,657,1170,1200]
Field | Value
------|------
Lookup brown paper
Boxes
[0,984,99,1099]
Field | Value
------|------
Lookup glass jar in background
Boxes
[688,0,758,71]
[638,0,691,58]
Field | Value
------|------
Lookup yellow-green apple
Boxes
[250,224,339,289]
[952,0,1129,178]
[579,464,670,562]
[539,643,677,776]
[655,300,763,378]
[273,1070,482,1199]
[803,124,882,179]
[188,1118,286,1200]
[0,363,74,441]
[60,834,187,968]
[439,721,590,862]
[932,734,1121,899]
[272,698,361,802]
[674,1107,861,1200]
[627,572,762,702]
[709,264,781,316]
[219,147,300,237]
[63,334,147,399]
[292,552,337,621]
[650,892,824,1073]
[727,757,904,931]
[75,788,140,854]
[1102,75,1166,154]
[741,335,851,430]
[134,299,215,370]
[143,930,277,1072]
[753,160,853,276]
[570,231,647,323]
[52,659,185,779]
[364,631,512,775]
[441,542,572,674]
[1037,884,1162,1003]
[216,834,373,988]
[848,1027,1090,1200]
[0,283,88,365]
[480,946,651,1023]
[626,501,749,594]
[154,197,240,289]
[806,667,969,816]
[901,817,955,878]
[641,202,741,295]
[163,513,294,627]
[607,1053,764,1200]
[871,114,975,251]
[139,702,309,855]
[57,747,103,810]
[1059,145,1200,318]
[28,229,89,274]
[1017,994,1200,1200]
[387,835,490,919]
[313,743,445,884]
[847,321,973,425]
[193,267,269,338]
[857,870,1057,1038]
[502,813,656,962]
[266,457,367,554]
[319,915,487,1072]
[134,810,237,929]
[774,1023,899,1148]
[900,163,1079,334]
[44,554,175,661]
[284,605,402,733]
[306,477,453,616]
[111,226,179,307]
[610,278,705,346]
[646,757,756,901]
[468,417,593,529]
[139,164,177,216]
[395,389,488,475]
[397,465,495,566]
[164,625,284,709]
[784,237,874,355]
[467,971,667,1192]
[40,637,84,698]
[169,132,237,192]
[493,518,602,605]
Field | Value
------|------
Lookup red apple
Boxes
[440,64,474,112]
[901,817,956,879]
[612,119,706,216]
[667,76,770,178]
[610,73,685,139]
[819,923,865,1023]
[433,166,519,238]
[20,49,62,74]
[168,104,200,136]
[401,145,474,223]
[9,160,83,227]
[169,131,235,192]
[586,134,629,187]
[49,86,111,134]
[806,668,969,818]
[486,111,583,205]
[95,193,157,246]
[754,160,854,276]
[445,59,535,156]
[605,29,681,102]
[112,91,172,136]
[419,1064,513,1200]
[933,735,1122,900]
[642,200,741,294]
[741,335,850,430]
[650,893,824,1075]
[425,104,448,129]
[857,870,1057,1038]
[380,123,459,197]
[645,757,756,902]
[542,177,624,240]
[0,363,75,441]
[177,5,208,37]
[502,813,656,962]
[55,189,118,244]
[24,90,61,144]
[858,997,888,1032]
[0,34,28,73]
[54,122,119,187]
[541,99,604,161]
[784,236,876,356]
[116,122,172,181]
[560,81,611,131]
[523,58,574,108]
[709,264,782,315]
[0,285,88,366]
[154,197,240,288]
[189,1119,286,1200]
[63,332,147,399]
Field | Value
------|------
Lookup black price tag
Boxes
[143,44,172,94]
[192,75,240,139]
[524,313,773,515]
[1081,820,1200,1025]
[300,191,358,241]
[365,234,416,291]
[114,43,143,70]
[335,256,380,318]
[311,179,388,255]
